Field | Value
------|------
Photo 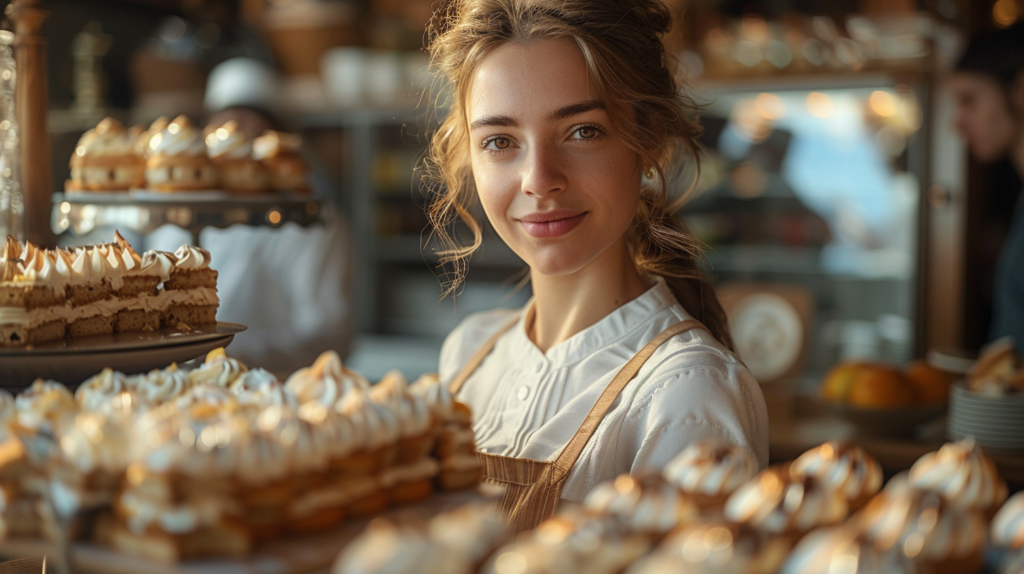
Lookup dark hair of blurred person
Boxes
[950,22,1024,345]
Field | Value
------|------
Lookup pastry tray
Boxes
[0,490,485,574]
[0,322,247,389]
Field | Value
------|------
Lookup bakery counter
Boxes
[0,490,484,574]
[766,391,1024,486]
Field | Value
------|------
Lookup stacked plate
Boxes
[948,383,1024,451]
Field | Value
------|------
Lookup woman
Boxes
[949,22,1024,345]
[426,0,768,530]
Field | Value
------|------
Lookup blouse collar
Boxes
[513,275,685,368]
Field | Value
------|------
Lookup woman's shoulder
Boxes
[439,307,522,380]
[624,327,769,467]
[632,327,764,422]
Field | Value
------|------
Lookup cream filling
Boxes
[289,477,377,518]
[377,458,440,488]
[0,287,219,327]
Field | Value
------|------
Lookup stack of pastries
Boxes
[65,116,310,194]
[0,349,482,563]
[330,437,1021,574]
[0,232,217,346]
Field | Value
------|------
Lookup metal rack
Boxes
[51,192,327,247]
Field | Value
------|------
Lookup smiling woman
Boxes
[422,0,769,533]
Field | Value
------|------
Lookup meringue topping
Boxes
[147,115,207,157]
[908,438,1008,513]
[584,474,700,535]
[370,370,432,438]
[790,442,883,507]
[992,491,1024,549]
[205,120,253,160]
[663,440,759,499]
[724,465,848,535]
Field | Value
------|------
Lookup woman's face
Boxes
[949,72,1018,162]
[465,38,642,277]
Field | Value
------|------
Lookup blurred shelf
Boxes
[692,68,929,93]
[703,245,911,280]
[296,104,442,130]
[374,234,523,268]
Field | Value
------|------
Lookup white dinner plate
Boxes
[0,322,246,390]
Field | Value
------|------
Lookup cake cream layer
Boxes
[0,287,219,328]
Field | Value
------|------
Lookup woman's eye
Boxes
[571,125,604,141]
[484,137,512,151]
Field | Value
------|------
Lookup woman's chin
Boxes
[521,247,593,278]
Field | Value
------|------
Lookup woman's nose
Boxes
[520,142,568,198]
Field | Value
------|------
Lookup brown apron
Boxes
[448,315,709,534]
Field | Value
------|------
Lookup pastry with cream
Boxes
[627,518,792,574]
[663,440,759,510]
[205,120,269,194]
[370,370,439,505]
[908,438,1007,518]
[162,244,218,329]
[410,373,482,491]
[780,525,914,574]
[253,130,310,192]
[724,465,848,541]
[789,442,882,512]
[144,115,218,192]
[0,233,219,346]
[484,507,652,574]
[993,492,1024,550]
[332,518,468,574]
[852,479,987,574]
[0,238,68,346]
[428,501,510,571]
[66,117,146,192]
[584,473,700,539]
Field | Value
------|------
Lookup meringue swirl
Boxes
[908,438,1008,513]
[992,491,1024,549]
[790,442,883,507]
[724,465,848,535]
[584,474,700,535]
[663,440,759,498]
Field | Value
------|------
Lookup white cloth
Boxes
[145,214,353,376]
[439,277,769,502]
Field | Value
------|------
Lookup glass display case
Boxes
[686,75,931,387]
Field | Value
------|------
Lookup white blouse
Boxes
[439,277,769,502]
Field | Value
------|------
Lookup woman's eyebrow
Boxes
[469,100,606,131]
[548,99,605,121]
[469,114,518,130]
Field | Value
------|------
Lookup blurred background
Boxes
[11,0,1021,386]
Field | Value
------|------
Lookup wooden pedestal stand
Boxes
[6,0,52,247]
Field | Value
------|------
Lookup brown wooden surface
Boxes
[0,490,484,574]
[7,0,53,247]
[767,391,1024,486]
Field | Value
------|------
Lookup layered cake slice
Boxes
[108,233,161,333]
[0,238,68,346]
[0,233,218,345]
[162,245,218,329]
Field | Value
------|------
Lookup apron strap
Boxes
[549,319,709,482]
[448,314,521,395]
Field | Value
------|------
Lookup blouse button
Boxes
[517,386,530,401]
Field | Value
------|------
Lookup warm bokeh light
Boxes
[994,0,1021,27]
[754,92,785,120]
[806,92,834,118]
[869,90,897,117]
[267,210,282,224]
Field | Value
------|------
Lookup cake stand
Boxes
[51,191,326,247]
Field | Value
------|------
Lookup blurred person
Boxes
[950,22,1024,345]
[145,57,354,375]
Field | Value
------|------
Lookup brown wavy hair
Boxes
[422,0,734,350]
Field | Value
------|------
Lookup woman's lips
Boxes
[517,211,588,238]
